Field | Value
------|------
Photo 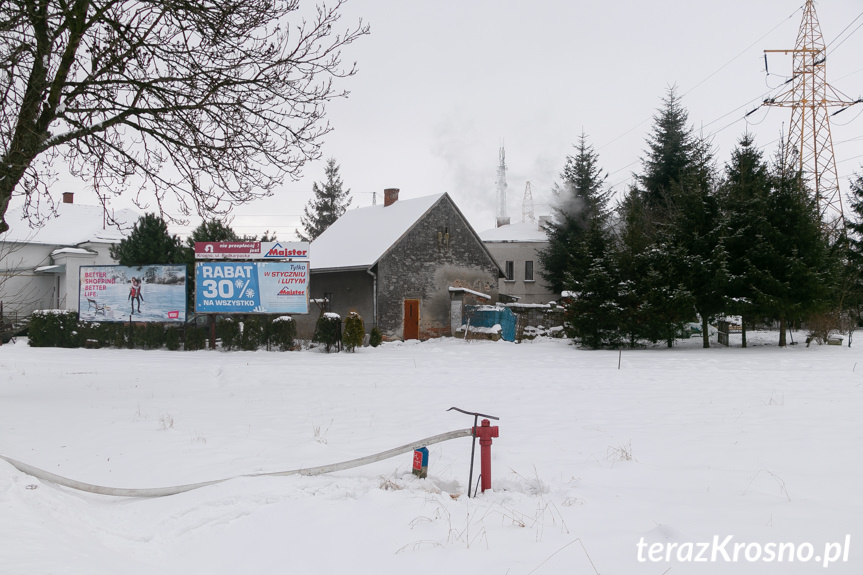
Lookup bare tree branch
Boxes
[0,0,369,233]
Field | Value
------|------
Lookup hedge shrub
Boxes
[217,317,240,350]
[313,313,341,352]
[270,316,297,351]
[239,315,266,351]
[27,312,299,352]
[28,310,80,347]
[342,312,364,352]
[369,326,383,348]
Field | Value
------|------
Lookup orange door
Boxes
[404,299,420,340]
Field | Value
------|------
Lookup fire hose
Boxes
[0,428,473,498]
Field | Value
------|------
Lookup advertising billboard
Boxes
[79,265,187,323]
[195,261,309,314]
[194,241,309,260]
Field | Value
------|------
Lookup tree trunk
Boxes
[778,316,787,347]
[701,316,710,348]
[741,317,747,348]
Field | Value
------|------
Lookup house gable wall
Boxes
[376,196,499,340]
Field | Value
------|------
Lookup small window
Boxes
[525,260,534,282]
[505,261,514,281]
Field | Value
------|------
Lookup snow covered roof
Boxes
[448,286,491,300]
[1,202,140,247]
[478,221,549,243]
[311,194,444,271]
[51,247,98,256]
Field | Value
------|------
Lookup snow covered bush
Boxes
[184,326,208,350]
[28,310,80,348]
[342,312,364,352]
[369,326,382,347]
[140,323,166,349]
[165,326,181,350]
[216,317,239,350]
[239,316,266,350]
[270,316,296,351]
[313,312,341,352]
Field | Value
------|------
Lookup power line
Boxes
[825,9,863,51]
[596,7,804,182]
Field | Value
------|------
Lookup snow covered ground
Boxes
[1,332,860,574]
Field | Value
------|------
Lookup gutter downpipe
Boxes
[367,267,377,328]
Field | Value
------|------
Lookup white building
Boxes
[479,220,556,305]
[0,193,139,319]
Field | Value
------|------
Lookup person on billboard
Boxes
[129,277,144,314]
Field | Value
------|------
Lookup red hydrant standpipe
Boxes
[473,418,500,494]
[447,407,500,497]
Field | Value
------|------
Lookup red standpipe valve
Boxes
[473,418,500,494]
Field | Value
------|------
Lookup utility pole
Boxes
[763,0,860,235]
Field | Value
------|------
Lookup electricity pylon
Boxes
[763,0,859,235]
[522,181,535,223]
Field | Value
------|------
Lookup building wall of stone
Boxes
[376,197,500,340]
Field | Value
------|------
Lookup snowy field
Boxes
[1,332,861,574]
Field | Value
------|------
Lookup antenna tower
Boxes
[495,145,509,228]
[763,0,860,235]
[522,181,535,223]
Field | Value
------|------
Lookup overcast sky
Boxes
[46,0,863,239]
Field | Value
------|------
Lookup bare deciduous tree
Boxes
[0,0,369,234]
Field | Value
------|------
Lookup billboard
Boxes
[194,241,309,260]
[79,265,187,323]
[195,261,309,314]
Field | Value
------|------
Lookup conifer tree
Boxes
[841,172,863,341]
[752,144,838,346]
[617,88,701,346]
[297,158,352,242]
[110,213,183,266]
[638,86,695,213]
[718,134,773,347]
[539,133,613,295]
[666,135,725,348]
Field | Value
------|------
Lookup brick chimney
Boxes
[62,192,74,204]
[384,188,399,207]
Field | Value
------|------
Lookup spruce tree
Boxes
[666,135,725,348]
[751,144,838,346]
[638,86,695,213]
[564,251,624,349]
[617,88,701,347]
[297,158,352,242]
[841,172,863,341]
[718,134,773,347]
[539,133,613,295]
[110,213,184,265]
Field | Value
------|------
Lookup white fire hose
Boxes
[0,428,473,498]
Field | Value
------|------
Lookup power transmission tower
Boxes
[522,181,535,223]
[763,0,860,235]
[495,145,510,228]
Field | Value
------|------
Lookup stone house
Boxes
[302,189,503,341]
[0,193,138,319]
